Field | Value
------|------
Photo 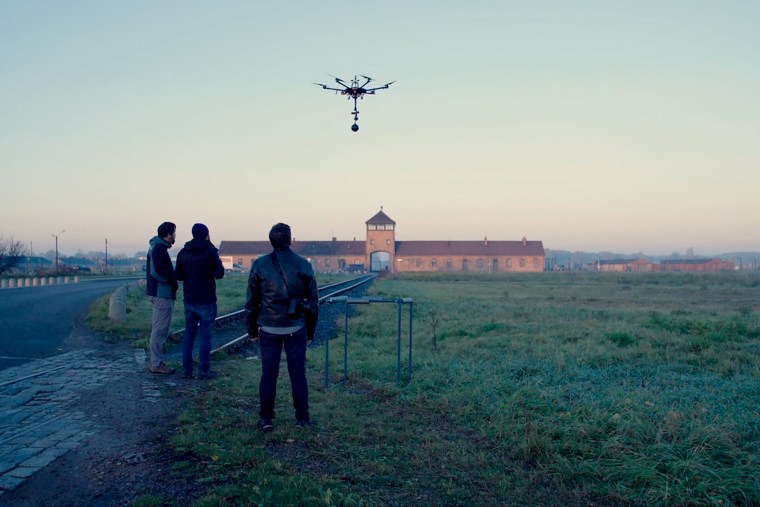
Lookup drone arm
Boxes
[358,76,373,88]
[364,81,395,92]
[315,83,348,93]
[334,76,350,87]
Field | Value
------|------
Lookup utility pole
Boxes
[105,238,108,273]
[52,229,66,272]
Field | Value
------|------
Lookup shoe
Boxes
[149,362,175,374]
[296,419,312,428]
[198,370,218,379]
[258,418,274,432]
[182,371,194,379]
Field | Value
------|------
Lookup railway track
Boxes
[170,274,378,354]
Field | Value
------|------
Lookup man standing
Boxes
[175,223,225,379]
[146,221,178,374]
[245,223,319,432]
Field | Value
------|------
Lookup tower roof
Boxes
[365,208,396,225]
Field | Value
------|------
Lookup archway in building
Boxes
[370,251,391,272]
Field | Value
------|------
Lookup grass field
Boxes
[114,272,760,506]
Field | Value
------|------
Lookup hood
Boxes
[149,236,172,248]
[183,237,217,253]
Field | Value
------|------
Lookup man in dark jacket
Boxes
[175,223,225,379]
[245,223,319,431]
[146,221,178,374]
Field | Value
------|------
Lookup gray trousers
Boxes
[149,296,174,367]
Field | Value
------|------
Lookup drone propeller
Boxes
[365,80,396,92]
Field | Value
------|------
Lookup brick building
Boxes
[219,209,545,274]
[654,258,734,272]
[596,258,653,272]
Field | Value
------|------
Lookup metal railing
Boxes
[323,296,414,387]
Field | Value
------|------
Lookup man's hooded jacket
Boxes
[175,238,225,305]
[146,236,177,299]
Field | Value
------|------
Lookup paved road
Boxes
[0,349,140,496]
[0,279,138,370]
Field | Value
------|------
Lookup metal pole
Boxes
[344,301,349,382]
[397,300,402,386]
[52,229,65,272]
[325,306,332,389]
[409,301,413,382]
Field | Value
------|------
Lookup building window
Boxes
[446,259,453,270]
[431,259,438,268]
[507,258,512,268]
[533,258,539,268]
[416,259,422,267]
[368,225,377,231]
[519,258,525,268]
[477,259,484,268]
[325,259,331,267]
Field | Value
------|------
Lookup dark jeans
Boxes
[258,327,309,421]
[182,303,217,375]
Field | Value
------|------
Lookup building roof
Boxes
[598,258,649,265]
[659,258,720,265]
[220,240,367,257]
[221,239,545,258]
[365,208,396,225]
[395,240,544,257]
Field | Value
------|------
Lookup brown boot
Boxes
[149,362,175,374]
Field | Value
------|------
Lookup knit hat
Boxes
[192,223,209,239]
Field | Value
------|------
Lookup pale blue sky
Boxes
[1,1,758,257]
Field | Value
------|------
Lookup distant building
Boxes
[219,209,546,274]
[654,258,734,272]
[596,258,653,272]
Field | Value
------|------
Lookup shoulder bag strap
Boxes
[269,252,291,298]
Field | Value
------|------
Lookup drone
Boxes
[314,75,395,132]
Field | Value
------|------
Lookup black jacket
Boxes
[245,247,319,339]
[175,238,225,305]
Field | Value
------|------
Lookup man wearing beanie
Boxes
[175,223,225,379]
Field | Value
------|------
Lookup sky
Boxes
[1,1,759,258]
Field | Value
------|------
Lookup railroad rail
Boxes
[177,274,378,353]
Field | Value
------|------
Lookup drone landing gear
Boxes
[351,107,360,132]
